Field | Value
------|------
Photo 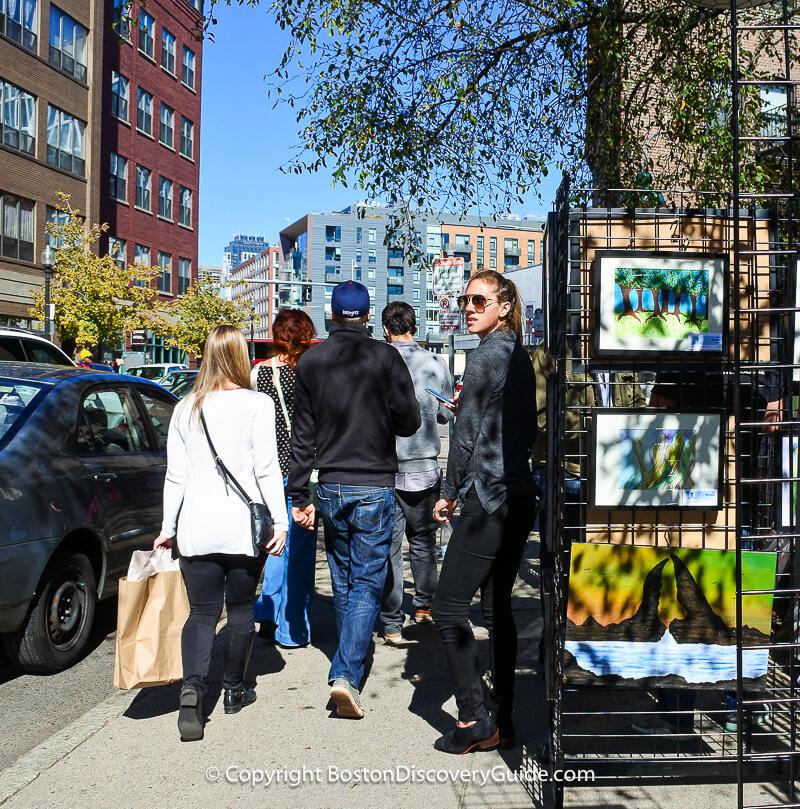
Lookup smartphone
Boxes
[425,388,453,405]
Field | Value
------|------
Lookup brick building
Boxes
[101,0,203,362]
[0,0,104,325]
[0,0,202,361]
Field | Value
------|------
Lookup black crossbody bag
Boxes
[200,409,274,554]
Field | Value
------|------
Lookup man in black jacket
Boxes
[288,280,421,718]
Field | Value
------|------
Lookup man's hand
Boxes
[433,497,457,523]
[763,399,783,433]
[266,530,287,556]
[153,534,174,550]
[292,503,315,529]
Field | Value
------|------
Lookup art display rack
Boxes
[538,170,799,805]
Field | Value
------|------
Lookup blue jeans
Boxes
[254,483,316,646]
[316,483,395,689]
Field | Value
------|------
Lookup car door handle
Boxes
[93,472,117,483]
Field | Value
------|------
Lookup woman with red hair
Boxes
[252,309,317,646]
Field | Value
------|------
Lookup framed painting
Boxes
[590,409,723,510]
[564,543,777,689]
[594,250,728,357]
[781,435,799,527]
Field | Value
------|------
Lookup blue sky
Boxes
[197,4,559,267]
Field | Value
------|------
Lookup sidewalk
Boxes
[0,533,784,808]
[0,536,548,809]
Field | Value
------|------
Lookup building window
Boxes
[109,152,127,201]
[161,27,176,74]
[134,245,150,285]
[0,80,35,155]
[325,225,341,243]
[504,237,518,250]
[138,11,154,59]
[2,0,37,51]
[135,164,151,211]
[182,46,195,89]
[489,256,497,269]
[412,288,420,301]
[45,206,69,248]
[355,227,362,244]
[455,234,470,246]
[368,267,375,279]
[111,71,128,121]
[178,186,191,227]
[0,191,34,262]
[137,88,152,135]
[368,228,376,245]
[489,236,497,255]
[108,236,125,268]
[112,2,130,39]
[325,246,341,262]
[477,235,484,251]
[159,103,173,147]
[388,284,403,296]
[158,176,172,219]
[368,249,376,264]
[46,105,85,176]
[49,6,87,82]
[178,257,191,295]
[157,251,171,293]
[180,116,193,158]
[477,255,484,269]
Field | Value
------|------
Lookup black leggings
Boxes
[432,487,535,723]
[180,552,264,683]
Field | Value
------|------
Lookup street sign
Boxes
[433,257,465,297]
[439,294,461,331]
[130,329,147,346]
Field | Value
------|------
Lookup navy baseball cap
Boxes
[331,280,370,317]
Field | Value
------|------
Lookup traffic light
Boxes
[302,283,312,303]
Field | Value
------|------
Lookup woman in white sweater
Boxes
[153,325,288,741]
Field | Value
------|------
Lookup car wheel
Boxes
[3,552,97,674]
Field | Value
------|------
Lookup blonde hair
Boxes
[188,325,252,424]
[468,270,523,340]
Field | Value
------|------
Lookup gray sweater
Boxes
[441,329,537,513]
[391,341,453,472]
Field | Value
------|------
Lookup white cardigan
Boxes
[160,388,289,557]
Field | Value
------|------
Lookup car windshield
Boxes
[170,377,196,398]
[0,380,48,449]
[128,367,165,380]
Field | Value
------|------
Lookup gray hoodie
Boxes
[391,341,454,472]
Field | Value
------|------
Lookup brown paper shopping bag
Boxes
[113,569,189,689]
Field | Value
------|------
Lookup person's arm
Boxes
[440,348,496,501]
[388,350,422,437]
[287,365,316,508]
[252,398,290,533]
[155,408,187,548]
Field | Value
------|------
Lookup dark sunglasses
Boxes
[456,294,498,313]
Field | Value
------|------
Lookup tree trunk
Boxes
[647,287,667,321]
[671,289,683,319]
[686,293,702,326]
[617,285,640,321]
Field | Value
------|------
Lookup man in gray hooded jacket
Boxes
[379,302,453,643]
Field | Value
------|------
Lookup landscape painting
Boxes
[594,251,727,356]
[591,410,722,509]
[564,543,777,689]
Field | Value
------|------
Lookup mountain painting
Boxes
[614,267,709,340]
[594,251,726,356]
[565,543,777,689]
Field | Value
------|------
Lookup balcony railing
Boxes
[504,245,521,256]
[452,243,474,254]
[387,255,404,268]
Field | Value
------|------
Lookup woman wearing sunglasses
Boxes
[432,270,537,754]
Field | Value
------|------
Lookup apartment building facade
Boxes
[0,0,104,325]
[0,0,202,356]
[101,0,203,362]
[276,204,546,341]
[229,244,283,340]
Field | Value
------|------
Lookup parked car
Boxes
[125,362,187,381]
[0,362,177,673]
[158,368,198,390]
[169,373,199,399]
[88,362,114,373]
[0,328,75,366]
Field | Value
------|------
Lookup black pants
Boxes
[432,487,536,723]
[179,552,264,684]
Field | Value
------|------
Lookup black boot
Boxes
[223,629,257,714]
[178,678,205,741]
